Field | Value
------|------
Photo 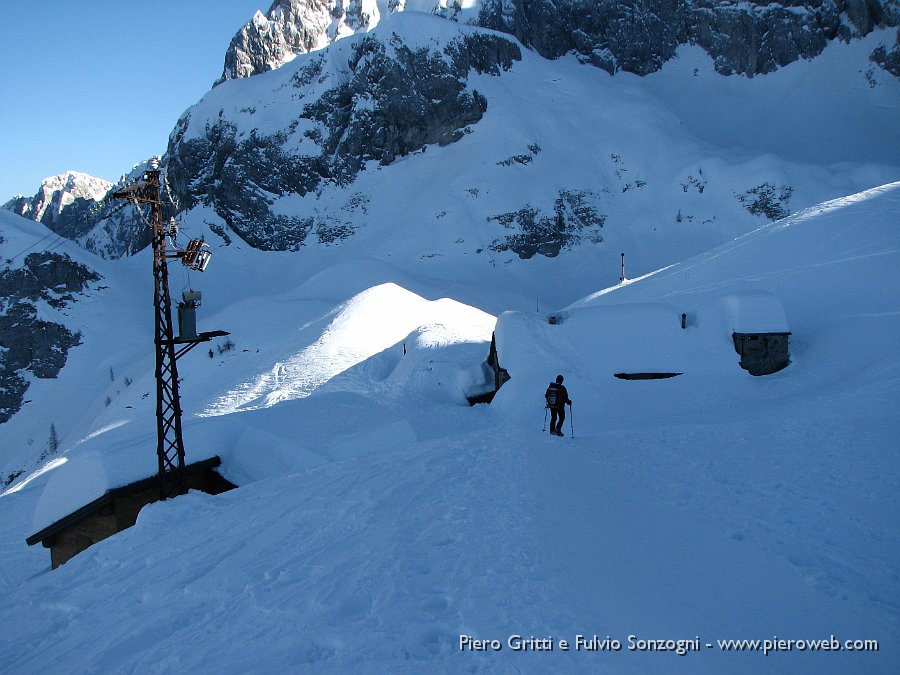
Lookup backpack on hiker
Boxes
[545,383,561,409]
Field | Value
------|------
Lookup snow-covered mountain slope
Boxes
[0,211,108,428]
[1,171,126,255]
[495,181,900,429]
[177,13,898,254]
[7,11,899,267]
[6,3,898,266]
[0,177,897,672]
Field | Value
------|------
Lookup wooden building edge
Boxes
[26,456,235,569]
[732,331,791,376]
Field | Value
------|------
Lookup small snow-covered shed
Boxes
[26,457,235,569]
[720,291,791,376]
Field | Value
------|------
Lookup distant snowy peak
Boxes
[4,171,111,223]
[218,0,383,83]
[1,164,160,261]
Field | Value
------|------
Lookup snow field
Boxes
[2,180,897,673]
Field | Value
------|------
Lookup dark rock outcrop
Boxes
[736,183,794,221]
[0,252,101,307]
[0,253,99,423]
[219,0,899,82]
[871,28,900,76]
[488,189,606,259]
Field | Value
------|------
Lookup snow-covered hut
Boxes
[720,291,791,375]
[26,457,234,569]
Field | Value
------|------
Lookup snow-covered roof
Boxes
[718,290,790,334]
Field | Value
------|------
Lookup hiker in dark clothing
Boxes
[545,375,571,436]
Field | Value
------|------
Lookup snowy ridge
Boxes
[495,180,900,429]
[0,209,106,279]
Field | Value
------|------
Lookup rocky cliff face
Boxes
[218,0,382,83]
[169,27,521,250]
[0,252,100,424]
[476,0,899,77]
[220,1,900,81]
[163,1,898,254]
[871,25,900,75]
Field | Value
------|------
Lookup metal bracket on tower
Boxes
[181,237,212,271]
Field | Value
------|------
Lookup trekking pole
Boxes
[569,402,574,438]
[543,405,548,431]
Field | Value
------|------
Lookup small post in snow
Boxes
[619,252,626,283]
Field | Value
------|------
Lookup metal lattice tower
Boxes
[111,167,226,500]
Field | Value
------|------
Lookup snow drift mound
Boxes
[201,282,495,416]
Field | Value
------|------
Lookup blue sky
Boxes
[0,1,266,201]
